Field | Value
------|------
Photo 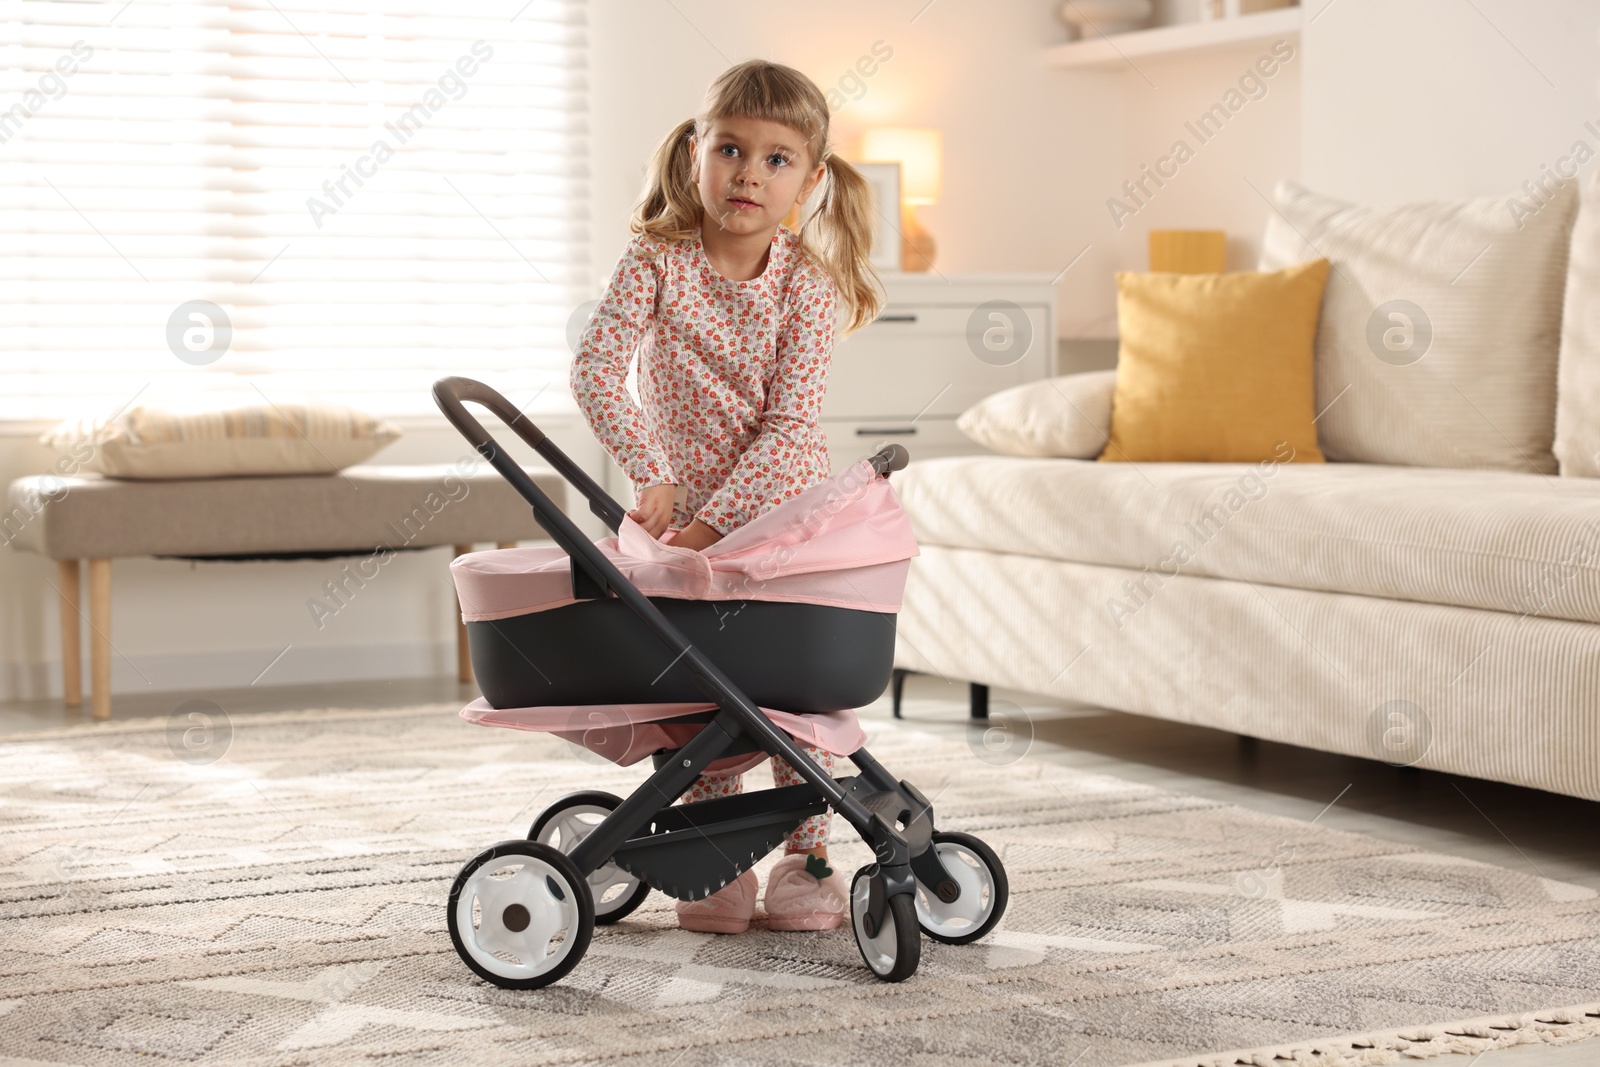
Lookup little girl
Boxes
[571,60,883,934]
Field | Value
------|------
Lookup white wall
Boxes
[1099,38,1302,333]
[1301,0,1600,204]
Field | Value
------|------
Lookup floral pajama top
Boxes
[571,225,839,536]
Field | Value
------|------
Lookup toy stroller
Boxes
[434,377,1009,988]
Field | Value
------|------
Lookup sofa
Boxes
[888,178,1600,804]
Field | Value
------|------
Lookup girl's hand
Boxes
[669,519,724,553]
[629,483,677,538]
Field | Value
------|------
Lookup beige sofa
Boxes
[888,178,1600,803]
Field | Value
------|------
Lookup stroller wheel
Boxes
[849,866,920,983]
[913,831,1008,945]
[529,791,651,924]
[447,840,594,989]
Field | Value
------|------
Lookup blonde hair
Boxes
[630,60,886,336]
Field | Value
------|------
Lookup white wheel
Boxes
[529,792,649,923]
[447,841,593,989]
[850,867,920,982]
[914,831,1008,945]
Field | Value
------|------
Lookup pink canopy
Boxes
[451,458,919,623]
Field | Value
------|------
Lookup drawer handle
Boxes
[873,313,918,324]
[856,426,918,436]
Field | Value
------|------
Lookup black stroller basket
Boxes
[434,376,1008,988]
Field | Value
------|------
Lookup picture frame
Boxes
[794,160,903,272]
[856,162,904,272]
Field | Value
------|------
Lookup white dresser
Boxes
[821,273,1058,473]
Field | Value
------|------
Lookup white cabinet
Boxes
[822,273,1058,473]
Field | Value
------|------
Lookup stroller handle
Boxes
[871,443,909,476]
[433,376,629,533]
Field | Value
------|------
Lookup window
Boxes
[1,0,588,421]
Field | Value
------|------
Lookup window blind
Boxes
[0,0,588,421]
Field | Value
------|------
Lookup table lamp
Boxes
[860,127,943,272]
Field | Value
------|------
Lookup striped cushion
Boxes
[1556,169,1600,477]
[42,398,401,479]
[892,454,1600,625]
[1259,179,1576,474]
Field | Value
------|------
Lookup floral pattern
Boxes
[680,746,836,850]
[571,225,839,536]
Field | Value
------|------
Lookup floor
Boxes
[3,672,1597,1065]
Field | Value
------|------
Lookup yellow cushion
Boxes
[1101,259,1329,464]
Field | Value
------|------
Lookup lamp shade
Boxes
[860,127,943,205]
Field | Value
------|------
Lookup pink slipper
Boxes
[676,868,758,934]
[762,852,849,931]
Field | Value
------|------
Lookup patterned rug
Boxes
[1,704,1598,1067]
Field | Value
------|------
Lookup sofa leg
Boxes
[970,682,989,720]
[88,558,111,722]
[58,560,82,708]
[891,668,909,719]
[453,543,473,685]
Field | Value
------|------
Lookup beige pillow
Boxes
[1259,179,1576,473]
[956,370,1115,458]
[43,398,401,479]
[1555,169,1600,476]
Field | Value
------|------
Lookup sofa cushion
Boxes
[42,398,401,480]
[1103,260,1329,464]
[1555,169,1600,477]
[956,370,1115,458]
[893,455,1600,625]
[1259,179,1576,475]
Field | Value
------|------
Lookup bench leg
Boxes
[58,560,82,708]
[454,543,473,684]
[88,558,111,721]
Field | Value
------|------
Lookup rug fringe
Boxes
[1129,1002,1600,1067]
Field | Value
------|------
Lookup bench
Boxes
[4,462,566,719]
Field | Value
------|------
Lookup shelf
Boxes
[1045,7,1302,71]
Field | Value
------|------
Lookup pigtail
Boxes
[627,61,887,335]
[631,118,703,240]
[798,153,887,336]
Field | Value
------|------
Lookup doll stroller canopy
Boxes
[452,449,919,623]
[432,377,1009,990]
[451,447,920,716]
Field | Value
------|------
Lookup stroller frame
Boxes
[435,377,1006,987]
